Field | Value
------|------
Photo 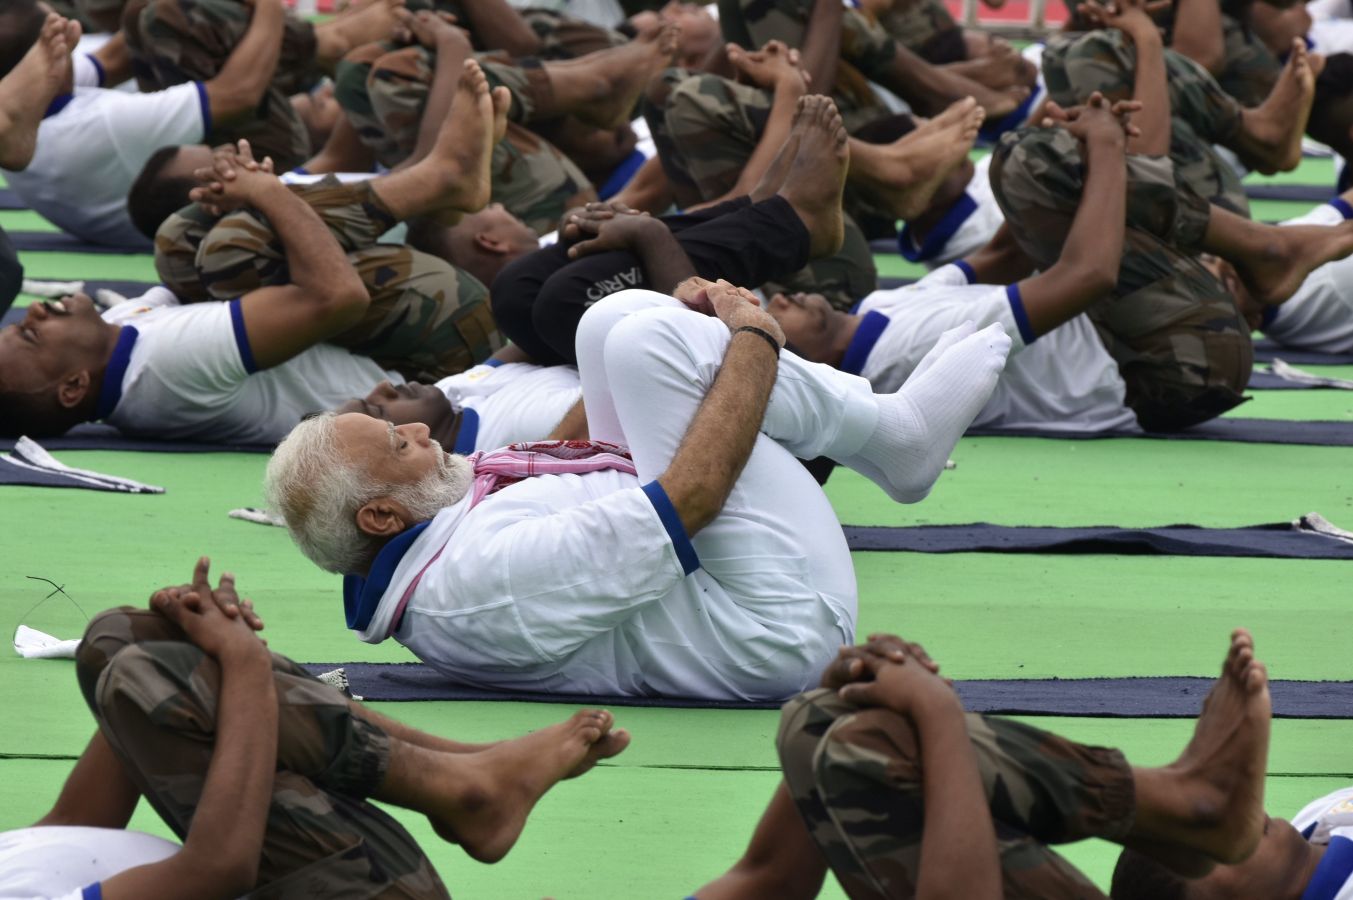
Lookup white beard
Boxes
[393,446,474,522]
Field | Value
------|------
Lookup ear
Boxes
[56,370,92,410]
[355,497,412,538]
[474,233,508,256]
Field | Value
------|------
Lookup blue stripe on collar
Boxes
[95,326,138,420]
[1301,835,1353,900]
[979,85,1041,142]
[841,310,890,376]
[953,260,978,284]
[342,521,432,631]
[44,94,74,119]
[453,407,480,455]
[598,147,648,200]
[1329,197,1353,220]
[898,193,979,263]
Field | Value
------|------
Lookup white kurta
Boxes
[349,291,882,700]
[436,362,582,452]
[1291,786,1353,899]
[1264,201,1353,354]
[0,826,178,900]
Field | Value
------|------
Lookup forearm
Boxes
[1170,0,1226,72]
[1126,28,1170,156]
[181,648,277,883]
[92,33,132,87]
[800,0,843,93]
[249,181,360,298]
[632,221,698,293]
[659,331,778,535]
[406,35,471,167]
[456,0,541,56]
[35,732,139,828]
[211,1,285,120]
[725,77,808,200]
[911,698,1001,900]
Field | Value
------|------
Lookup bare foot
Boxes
[315,0,405,69]
[405,59,498,222]
[1235,38,1321,174]
[748,107,807,202]
[777,95,849,258]
[1232,217,1353,305]
[848,97,985,220]
[1142,629,1271,865]
[944,47,1037,92]
[0,12,79,171]
[428,709,627,863]
[546,22,680,130]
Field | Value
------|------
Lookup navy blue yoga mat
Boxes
[1254,340,1353,366]
[0,189,25,210]
[297,664,1353,716]
[841,521,1353,559]
[0,423,271,454]
[970,417,1353,446]
[1245,183,1337,203]
[6,230,151,254]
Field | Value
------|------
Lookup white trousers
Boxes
[574,290,883,691]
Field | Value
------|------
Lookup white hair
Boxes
[264,413,472,574]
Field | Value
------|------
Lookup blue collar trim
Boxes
[1328,197,1353,221]
[1301,835,1353,900]
[598,148,648,200]
[453,407,480,455]
[841,311,890,376]
[95,326,138,420]
[979,85,1040,142]
[898,193,980,262]
[342,521,432,631]
[44,94,74,119]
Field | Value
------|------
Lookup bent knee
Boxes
[76,607,178,712]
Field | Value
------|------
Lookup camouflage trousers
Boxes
[0,226,20,320]
[333,43,594,233]
[716,0,893,130]
[156,176,500,382]
[778,689,1134,899]
[76,607,450,899]
[121,0,315,171]
[1042,29,1250,217]
[992,127,1253,431]
[1214,13,1281,108]
[515,8,628,60]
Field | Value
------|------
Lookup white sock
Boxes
[845,322,1011,503]
[910,319,976,381]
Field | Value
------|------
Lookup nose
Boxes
[367,380,399,401]
[398,422,431,444]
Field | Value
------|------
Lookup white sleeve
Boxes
[916,261,980,288]
[137,302,253,400]
[444,483,696,662]
[73,53,104,88]
[99,82,209,163]
[1281,200,1353,228]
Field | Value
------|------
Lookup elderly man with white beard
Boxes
[265,278,1011,701]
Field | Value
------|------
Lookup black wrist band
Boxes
[734,325,782,356]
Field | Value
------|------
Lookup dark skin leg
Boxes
[875,42,1028,119]
[692,784,828,900]
[1201,203,1353,305]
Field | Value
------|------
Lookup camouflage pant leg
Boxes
[194,176,399,300]
[154,202,220,302]
[334,41,410,168]
[336,244,501,381]
[518,8,628,60]
[124,0,313,170]
[1041,30,1249,215]
[1216,13,1281,108]
[479,54,554,124]
[777,689,1132,899]
[879,0,965,64]
[71,0,120,30]
[360,45,593,232]
[643,67,704,209]
[76,608,450,899]
[991,127,1253,430]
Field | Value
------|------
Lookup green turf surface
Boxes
[1,158,1350,898]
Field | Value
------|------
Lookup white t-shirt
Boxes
[1310,17,1353,53]
[897,155,1005,270]
[0,826,178,900]
[2,63,208,248]
[1264,201,1353,354]
[101,291,401,444]
[855,264,1136,432]
[1292,787,1353,900]
[437,361,581,453]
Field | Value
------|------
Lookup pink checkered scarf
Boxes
[467,440,637,507]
